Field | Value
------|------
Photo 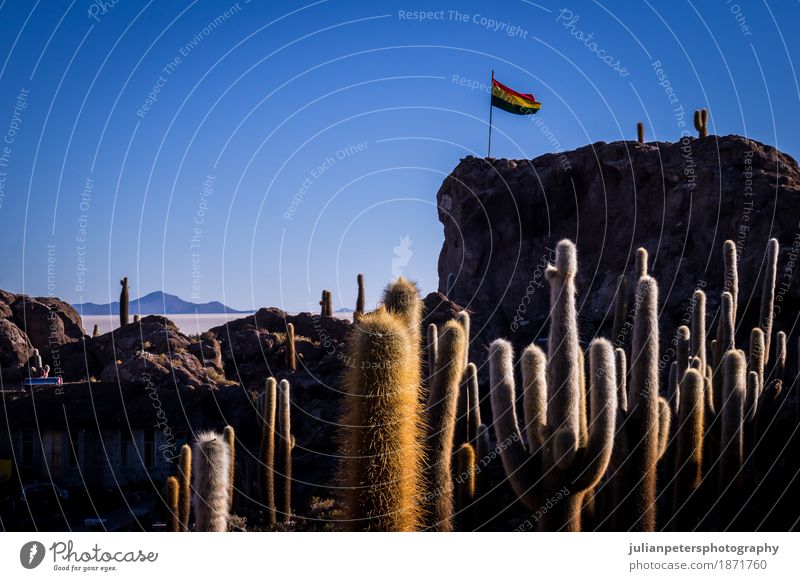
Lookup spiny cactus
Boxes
[456,310,471,367]
[92,324,99,338]
[615,347,627,414]
[616,261,661,531]
[671,368,705,531]
[424,320,466,531]
[285,322,296,372]
[166,476,179,532]
[747,328,765,423]
[320,289,333,317]
[635,247,648,278]
[668,362,679,416]
[691,289,707,372]
[277,378,292,523]
[178,444,191,532]
[693,108,708,138]
[719,292,735,352]
[521,343,547,450]
[192,431,231,532]
[119,277,129,327]
[719,350,746,488]
[455,443,476,531]
[759,238,779,363]
[340,308,423,531]
[426,323,438,388]
[637,122,644,144]
[382,277,422,339]
[657,397,671,460]
[261,378,277,526]
[223,425,235,508]
[465,362,481,442]
[676,325,690,373]
[772,330,787,384]
[356,273,365,316]
[723,240,738,322]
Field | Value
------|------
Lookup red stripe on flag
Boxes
[492,78,537,102]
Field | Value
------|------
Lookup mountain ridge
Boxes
[73,291,252,315]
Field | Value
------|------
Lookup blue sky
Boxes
[0,0,797,312]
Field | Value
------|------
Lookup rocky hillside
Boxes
[437,135,800,365]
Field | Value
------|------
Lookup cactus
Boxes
[356,273,365,316]
[612,274,629,349]
[178,444,191,532]
[119,277,129,327]
[635,247,648,278]
[723,240,738,322]
[223,425,235,508]
[424,320,466,531]
[285,322,296,372]
[719,292,735,352]
[166,476,179,532]
[615,347,627,413]
[693,108,708,138]
[32,348,42,370]
[426,323,438,388]
[747,328,765,423]
[718,350,746,527]
[521,343,547,450]
[759,238,779,364]
[276,379,292,523]
[320,289,333,317]
[637,122,644,144]
[261,378,277,526]
[455,443,476,531]
[691,290,707,372]
[657,397,671,460]
[465,362,481,442]
[382,277,422,339]
[340,308,422,531]
[474,423,491,512]
[456,310,471,367]
[671,368,705,531]
[676,325,690,372]
[668,361,679,416]
[616,263,661,531]
[772,330,787,384]
[192,431,231,532]
[92,324,99,338]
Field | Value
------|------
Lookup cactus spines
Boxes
[668,361,680,416]
[759,238,779,364]
[277,379,292,522]
[192,431,231,532]
[635,247,648,278]
[619,270,660,531]
[466,362,481,439]
[676,325,690,372]
[637,122,644,144]
[747,328,765,422]
[426,323,438,391]
[165,476,179,532]
[612,274,629,349]
[356,273,365,316]
[119,277,129,327]
[691,289,707,371]
[693,108,708,138]
[615,347,627,414]
[455,443,476,530]
[424,320,466,531]
[285,322,296,372]
[340,309,422,531]
[671,368,705,530]
[382,277,422,338]
[521,344,547,450]
[772,330,787,383]
[456,310,471,367]
[178,444,191,532]
[657,396,671,460]
[719,350,746,488]
[92,324,100,338]
[261,378,277,525]
[723,240,739,322]
[719,292,735,352]
[223,425,235,508]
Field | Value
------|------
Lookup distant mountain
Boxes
[73,291,253,315]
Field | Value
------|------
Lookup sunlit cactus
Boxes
[693,108,708,138]
[192,431,231,532]
[759,238,779,363]
[178,444,191,532]
[285,322,296,372]
[166,476,179,532]
[223,425,235,508]
[119,277,129,327]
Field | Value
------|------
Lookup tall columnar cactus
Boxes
[119,277,129,327]
[691,289,707,372]
[456,310,471,367]
[719,292,735,352]
[772,330,787,383]
[521,343,547,450]
[178,444,191,532]
[382,277,422,339]
[676,325,690,372]
[426,323,438,388]
[285,322,296,372]
[671,368,705,531]
[615,348,627,413]
[465,362,481,441]
[719,350,746,489]
[616,257,662,532]
[474,423,491,513]
[759,238,779,364]
[693,108,708,138]
[277,379,293,523]
[455,443,476,531]
[92,324,100,338]
[320,290,333,317]
[635,247,648,278]
[612,274,629,349]
[489,240,617,531]
[340,308,422,531]
[723,240,739,322]
[192,431,231,532]
[668,362,679,416]
[223,425,235,508]
[166,476,180,532]
[356,273,365,316]
[261,378,277,526]
[747,328,765,423]
[424,320,466,531]
[637,122,644,144]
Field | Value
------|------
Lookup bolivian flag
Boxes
[491,78,541,115]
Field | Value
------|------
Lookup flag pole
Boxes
[487,70,494,158]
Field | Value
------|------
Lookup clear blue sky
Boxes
[0,0,797,312]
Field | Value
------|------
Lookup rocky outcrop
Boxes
[437,135,800,365]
